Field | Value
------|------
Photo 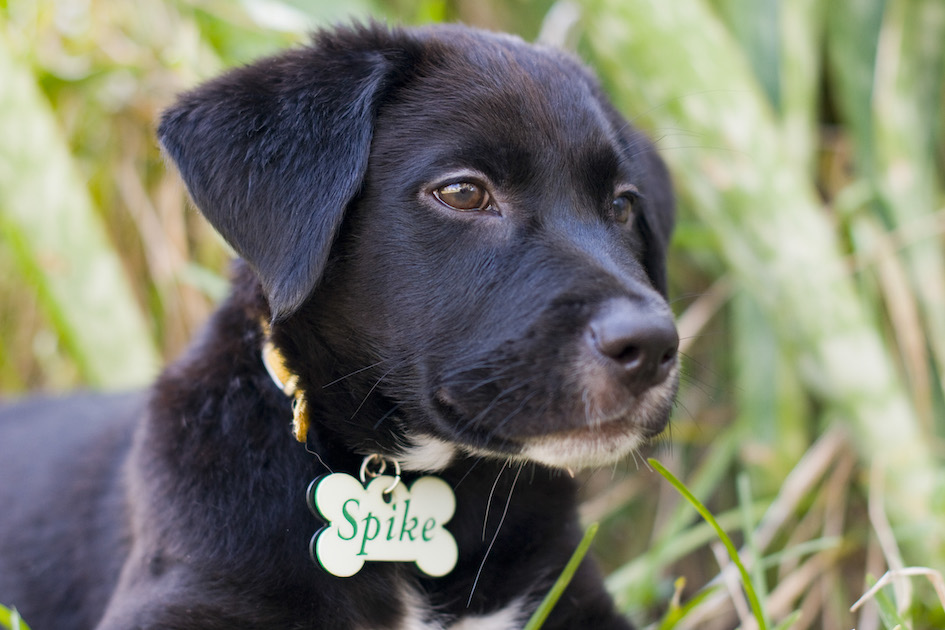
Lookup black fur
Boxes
[0,23,678,629]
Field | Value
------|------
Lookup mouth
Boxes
[517,410,663,470]
[425,392,671,472]
[424,350,678,471]
[397,417,658,473]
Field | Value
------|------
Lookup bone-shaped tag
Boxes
[308,473,458,578]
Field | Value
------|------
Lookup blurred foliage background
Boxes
[1,0,944,628]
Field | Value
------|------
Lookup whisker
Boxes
[457,377,540,435]
[444,362,529,392]
[373,404,402,430]
[485,390,541,440]
[482,460,509,541]
[350,366,395,421]
[676,373,718,399]
[322,360,387,389]
[668,291,709,306]
[453,456,484,490]
[668,398,698,425]
[468,461,523,608]
[678,351,724,380]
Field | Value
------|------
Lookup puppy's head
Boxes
[159,23,678,471]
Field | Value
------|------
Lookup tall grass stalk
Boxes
[0,28,159,387]
[870,0,945,418]
[581,0,943,566]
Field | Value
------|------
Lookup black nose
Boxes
[587,298,679,393]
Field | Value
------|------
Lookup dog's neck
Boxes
[259,318,410,474]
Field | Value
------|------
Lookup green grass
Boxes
[0,604,30,630]
[649,459,768,629]
[524,522,600,630]
[636,457,945,629]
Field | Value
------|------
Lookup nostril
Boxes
[613,344,642,368]
[588,299,678,389]
[659,345,677,368]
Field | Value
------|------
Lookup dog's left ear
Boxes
[159,25,407,319]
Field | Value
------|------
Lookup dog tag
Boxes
[307,472,458,578]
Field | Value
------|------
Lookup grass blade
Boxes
[772,609,802,630]
[523,522,599,630]
[738,472,771,627]
[870,0,945,418]
[0,28,159,388]
[712,0,782,109]
[863,574,910,629]
[779,0,824,173]
[648,458,767,630]
[657,579,720,630]
[0,604,31,630]
[825,0,886,169]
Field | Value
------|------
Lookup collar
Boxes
[260,320,310,443]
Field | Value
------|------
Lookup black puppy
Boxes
[0,22,678,629]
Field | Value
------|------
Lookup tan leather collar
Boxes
[260,321,309,443]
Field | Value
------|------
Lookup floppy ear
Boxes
[608,120,675,297]
[633,133,675,297]
[592,88,675,297]
[159,26,406,319]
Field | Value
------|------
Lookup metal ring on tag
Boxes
[359,454,401,495]
[359,454,387,481]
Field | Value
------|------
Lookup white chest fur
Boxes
[391,588,527,630]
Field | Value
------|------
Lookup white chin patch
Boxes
[397,434,458,472]
[396,429,646,473]
[520,430,645,471]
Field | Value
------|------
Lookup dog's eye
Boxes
[433,182,492,212]
[612,196,633,223]
[612,189,638,224]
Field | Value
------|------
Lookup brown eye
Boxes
[612,194,634,223]
[433,182,491,212]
